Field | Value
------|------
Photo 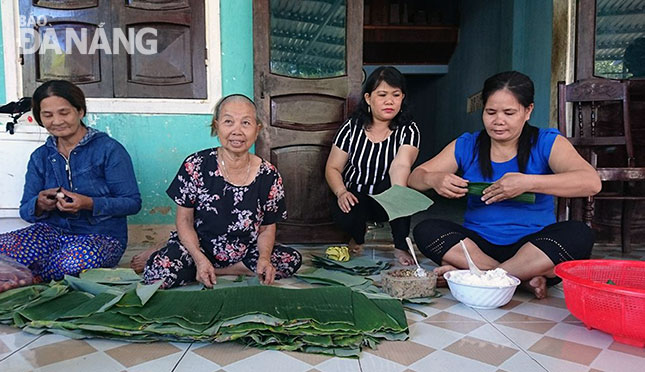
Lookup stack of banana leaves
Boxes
[311,255,391,275]
[0,269,408,357]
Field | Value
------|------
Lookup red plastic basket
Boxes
[554,260,645,347]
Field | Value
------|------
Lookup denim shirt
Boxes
[19,127,142,248]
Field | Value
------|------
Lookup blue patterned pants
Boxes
[0,223,124,281]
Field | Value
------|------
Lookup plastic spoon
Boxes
[405,237,427,277]
[460,240,484,276]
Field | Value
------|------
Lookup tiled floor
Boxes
[1,227,644,371]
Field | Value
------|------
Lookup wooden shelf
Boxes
[363,25,459,65]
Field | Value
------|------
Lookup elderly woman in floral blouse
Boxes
[136,94,302,288]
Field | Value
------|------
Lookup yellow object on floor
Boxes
[325,246,350,262]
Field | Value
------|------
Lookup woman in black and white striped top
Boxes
[325,66,420,265]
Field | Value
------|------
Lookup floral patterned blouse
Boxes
[166,148,287,262]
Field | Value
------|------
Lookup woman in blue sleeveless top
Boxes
[409,71,601,299]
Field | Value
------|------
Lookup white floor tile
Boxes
[545,322,614,349]
[498,351,548,372]
[527,351,591,372]
[224,350,311,372]
[127,352,186,372]
[472,306,513,322]
[358,352,407,372]
[466,323,519,348]
[36,352,124,372]
[490,324,546,350]
[173,349,221,372]
[590,348,645,372]
[408,349,497,372]
[408,323,464,349]
[442,303,487,320]
[315,356,361,372]
[0,352,38,372]
[0,331,40,360]
[83,338,130,351]
[511,302,571,322]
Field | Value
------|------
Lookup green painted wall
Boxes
[220,0,254,97]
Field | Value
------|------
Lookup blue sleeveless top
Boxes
[454,128,560,245]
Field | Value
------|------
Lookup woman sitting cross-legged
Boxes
[135,94,302,288]
[408,71,601,299]
[325,66,420,265]
[0,80,141,285]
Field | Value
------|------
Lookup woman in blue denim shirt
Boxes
[0,80,141,284]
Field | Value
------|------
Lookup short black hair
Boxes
[32,80,87,127]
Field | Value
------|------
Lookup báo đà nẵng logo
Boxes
[19,15,158,55]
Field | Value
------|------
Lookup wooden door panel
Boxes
[127,24,193,85]
[264,75,351,96]
[34,0,98,9]
[35,23,101,83]
[271,94,346,131]
[20,0,113,97]
[126,0,189,10]
[271,145,334,224]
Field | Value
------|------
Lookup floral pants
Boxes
[142,235,302,288]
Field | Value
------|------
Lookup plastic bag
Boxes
[0,255,33,292]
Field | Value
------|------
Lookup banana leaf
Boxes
[19,292,92,321]
[59,292,121,318]
[135,280,164,306]
[369,185,434,220]
[117,291,221,325]
[467,182,536,203]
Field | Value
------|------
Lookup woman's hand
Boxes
[256,257,276,285]
[55,188,93,213]
[194,255,217,288]
[337,190,359,213]
[36,188,60,215]
[433,173,469,199]
[481,172,528,204]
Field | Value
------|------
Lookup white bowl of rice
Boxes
[444,268,520,309]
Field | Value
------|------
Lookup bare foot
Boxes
[130,247,157,273]
[348,239,363,256]
[433,265,457,287]
[394,249,414,266]
[523,276,548,299]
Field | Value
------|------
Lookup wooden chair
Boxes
[557,78,645,253]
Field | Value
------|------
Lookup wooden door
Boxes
[253,0,363,243]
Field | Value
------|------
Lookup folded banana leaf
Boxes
[311,255,391,275]
[467,182,536,204]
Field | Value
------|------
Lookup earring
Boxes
[367,105,371,113]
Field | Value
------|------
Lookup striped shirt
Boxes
[333,119,421,194]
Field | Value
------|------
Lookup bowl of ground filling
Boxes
[381,268,437,299]
[444,268,520,309]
